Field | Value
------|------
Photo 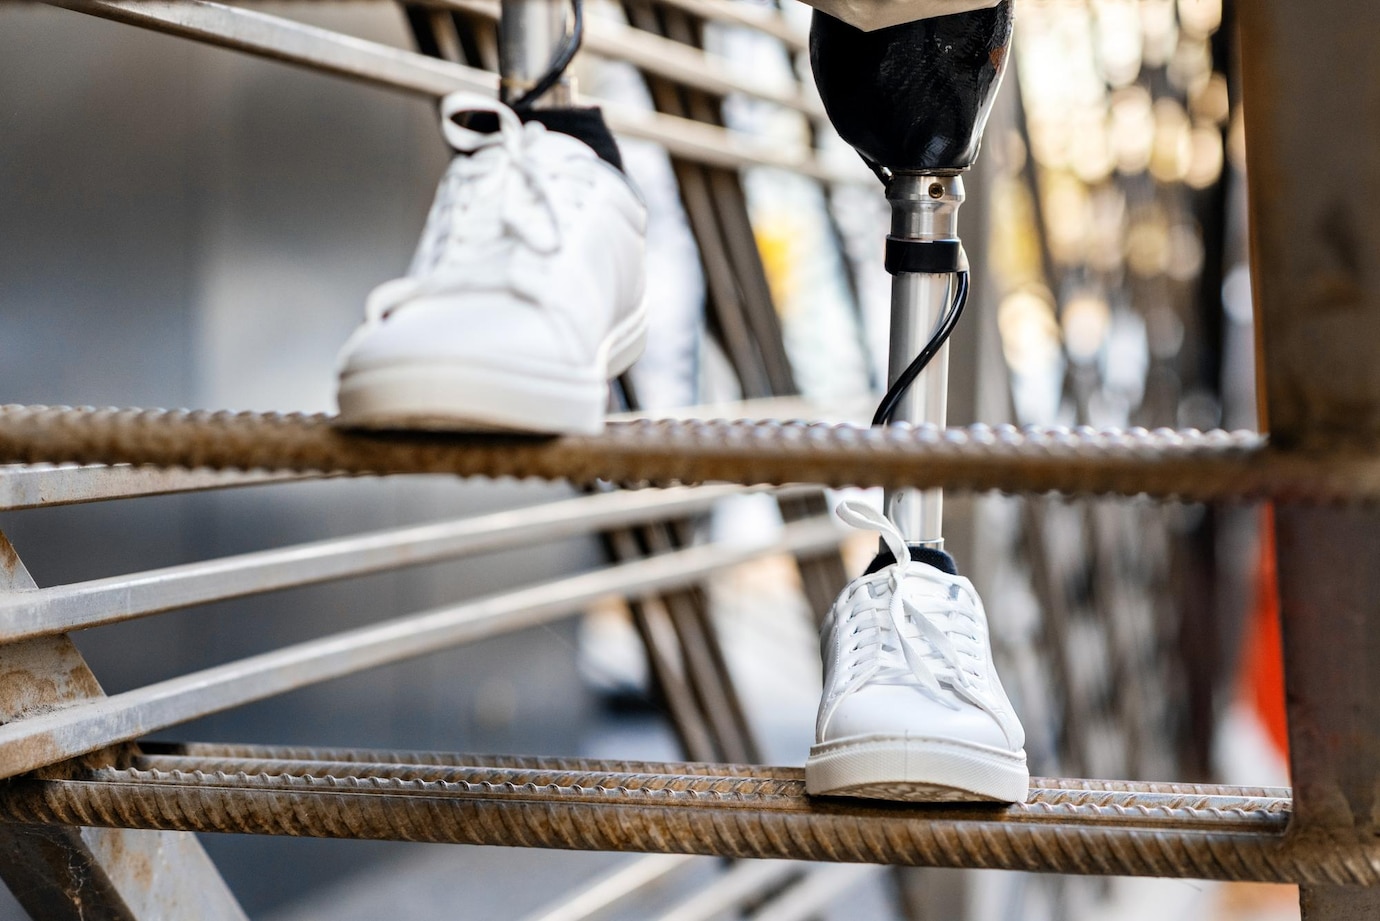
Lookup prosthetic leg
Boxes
[805,4,1029,802]
[813,1,1013,548]
[336,0,642,433]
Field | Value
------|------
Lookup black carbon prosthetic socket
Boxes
[809,2,1014,174]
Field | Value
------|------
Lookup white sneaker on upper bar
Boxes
[336,92,647,435]
[806,500,1029,802]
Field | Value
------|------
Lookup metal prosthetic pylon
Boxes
[882,173,967,547]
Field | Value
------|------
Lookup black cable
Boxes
[512,0,585,111]
[871,270,970,427]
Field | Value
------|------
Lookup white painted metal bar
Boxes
[624,0,808,51]
[0,464,318,511]
[43,0,858,182]
[0,516,842,779]
[652,861,800,921]
[0,485,762,642]
[518,855,698,921]
[749,865,885,921]
[446,0,825,117]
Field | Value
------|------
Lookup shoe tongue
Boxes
[863,544,958,577]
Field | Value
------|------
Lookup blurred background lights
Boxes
[1062,292,1113,363]
[998,286,1064,376]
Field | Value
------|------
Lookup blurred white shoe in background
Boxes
[337,92,647,434]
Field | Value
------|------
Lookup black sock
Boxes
[864,542,958,576]
[519,107,625,173]
[452,106,625,173]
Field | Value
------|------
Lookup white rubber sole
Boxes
[336,300,647,435]
[805,734,1029,803]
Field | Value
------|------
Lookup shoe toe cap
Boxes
[823,684,1015,751]
[341,297,579,373]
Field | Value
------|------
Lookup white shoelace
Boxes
[830,500,994,718]
[363,92,579,324]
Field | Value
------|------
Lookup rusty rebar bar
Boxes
[0,404,1372,503]
[1,750,1359,885]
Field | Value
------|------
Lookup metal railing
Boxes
[1,0,1374,919]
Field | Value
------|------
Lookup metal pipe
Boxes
[41,0,858,182]
[498,0,571,107]
[517,855,697,921]
[0,485,761,643]
[0,517,842,780]
[883,174,964,547]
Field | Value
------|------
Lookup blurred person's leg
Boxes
[335,0,646,434]
[804,2,1030,803]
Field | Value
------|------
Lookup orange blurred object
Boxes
[1242,505,1289,760]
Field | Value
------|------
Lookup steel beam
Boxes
[0,518,841,780]
[0,464,316,510]
[1238,0,1380,917]
[0,484,748,641]
[0,533,246,921]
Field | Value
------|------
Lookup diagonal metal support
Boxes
[0,533,246,921]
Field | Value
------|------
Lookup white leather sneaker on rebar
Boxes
[806,501,1029,802]
[336,92,647,434]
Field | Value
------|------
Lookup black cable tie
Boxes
[884,238,968,275]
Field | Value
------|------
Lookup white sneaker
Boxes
[806,501,1029,802]
[337,93,648,434]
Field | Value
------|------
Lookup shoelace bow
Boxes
[364,92,574,325]
[832,500,994,717]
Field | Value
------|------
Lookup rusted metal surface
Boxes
[0,747,1354,885]
[0,533,247,921]
[1238,0,1380,916]
[0,518,841,781]
[0,484,751,642]
[0,404,1362,502]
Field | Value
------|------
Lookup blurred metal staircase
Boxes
[0,0,1376,919]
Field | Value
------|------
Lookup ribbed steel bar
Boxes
[0,464,318,510]
[0,405,1373,503]
[2,751,1364,885]
[41,0,853,181]
[0,484,753,642]
[126,752,1295,809]
[0,518,840,781]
